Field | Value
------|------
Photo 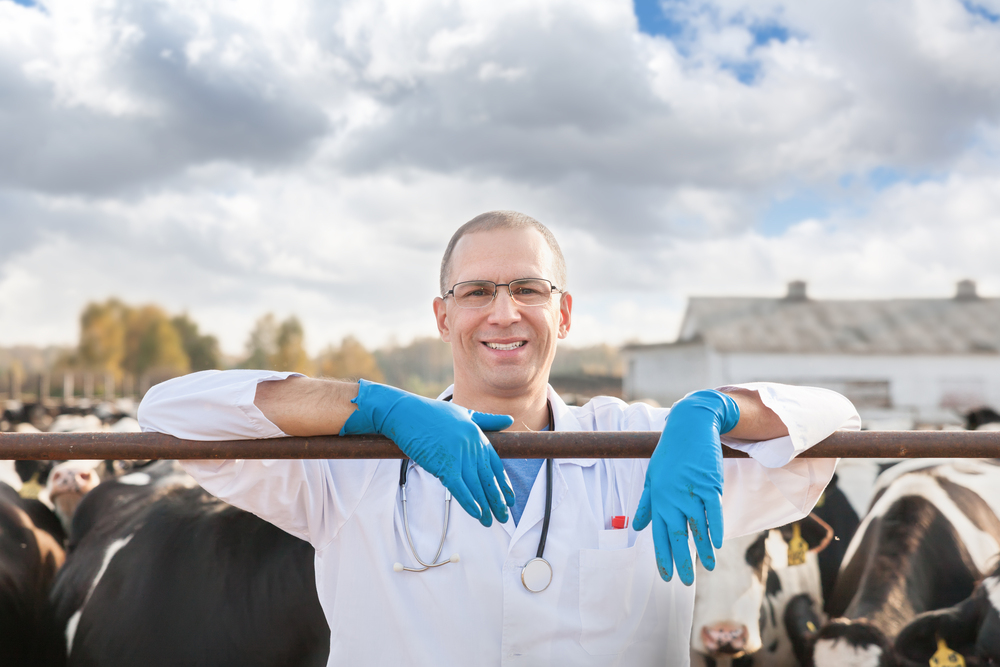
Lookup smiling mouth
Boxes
[483,341,526,351]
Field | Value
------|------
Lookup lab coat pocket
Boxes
[578,535,655,656]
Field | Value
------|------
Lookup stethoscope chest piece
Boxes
[521,557,553,593]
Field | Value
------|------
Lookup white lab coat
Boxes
[137,370,860,667]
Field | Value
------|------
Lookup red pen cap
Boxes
[611,516,628,530]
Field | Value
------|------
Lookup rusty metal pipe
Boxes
[0,430,998,460]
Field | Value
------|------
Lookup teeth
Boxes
[485,341,525,350]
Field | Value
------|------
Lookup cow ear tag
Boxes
[787,524,808,566]
[929,638,964,667]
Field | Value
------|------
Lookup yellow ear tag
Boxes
[929,638,965,667]
[788,523,808,566]
[815,492,826,508]
[19,471,44,500]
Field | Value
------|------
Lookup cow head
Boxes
[691,513,834,661]
[45,460,103,532]
[812,619,896,667]
[893,567,1000,667]
[691,531,770,658]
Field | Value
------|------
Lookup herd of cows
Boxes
[1,399,999,666]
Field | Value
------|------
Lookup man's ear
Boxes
[557,292,572,339]
[433,297,451,342]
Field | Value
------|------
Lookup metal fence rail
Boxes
[1,430,999,460]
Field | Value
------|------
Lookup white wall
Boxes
[624,346,1000,413]
[624,342,708,405]
[715,352,1000,411]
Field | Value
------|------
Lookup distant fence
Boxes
[0,370,158,403]
[1,430,998,460]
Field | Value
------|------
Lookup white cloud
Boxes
[1,0,999,357]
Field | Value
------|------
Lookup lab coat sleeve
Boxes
[137,370,380,550]
[715,382,861,538]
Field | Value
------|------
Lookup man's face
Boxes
[433,227,572,398]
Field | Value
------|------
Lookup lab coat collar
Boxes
[435,383,599,467]
[434,384,597,542]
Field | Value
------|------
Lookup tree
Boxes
[242,314,314,374]
[242,313,278,370]
[123,305,190,377]
[172,314,221,371]
[77,299,128,374]
[273,317,314,375]
[317,336,384,382]
[373,337,452,396]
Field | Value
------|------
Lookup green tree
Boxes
[172,314,221,371]
[78,299,128,374]
[123,305,190,377]
[317,336,384,382]
[242,313,278,370]
[373,337,452,397]
[242,314,313,374]
[273,316,314,375]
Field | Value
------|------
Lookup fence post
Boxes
[39,373,50,405]
[104,373,115,401]
[8,369,19,402]
[63,373,74,405]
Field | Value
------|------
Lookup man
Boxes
[138,211,860,665]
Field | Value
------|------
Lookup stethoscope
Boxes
[392,400,556,593]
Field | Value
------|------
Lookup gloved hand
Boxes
[632,389,740,585]
[340,379,515,527]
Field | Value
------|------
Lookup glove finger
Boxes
[487,447,516,508]
[447,478,484,524]
[477,455,509,523]
[470,411,515,432]
[632,485,652,532]
[463,458,493,528]
[669,517,695,586]
[651,515,673,582]
[705,492,725,550]
[688,504,715,572]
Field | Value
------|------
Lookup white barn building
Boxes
[623,280,1000,428]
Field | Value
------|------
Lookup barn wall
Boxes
[623,343,708,405]
[713,352,1000,413]
[625,348,1000,415]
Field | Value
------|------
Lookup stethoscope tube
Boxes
[394,460,460,572]
[394,400,556,593]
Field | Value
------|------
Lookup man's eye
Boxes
[514,287,537,295]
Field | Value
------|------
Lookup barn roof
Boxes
[648,281,1000,355]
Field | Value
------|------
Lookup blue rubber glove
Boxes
[632,389,740,585]
[340,380,516,527]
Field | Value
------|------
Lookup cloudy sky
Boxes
[2,0,999,355]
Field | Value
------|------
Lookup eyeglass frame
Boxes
[442,278,563,309]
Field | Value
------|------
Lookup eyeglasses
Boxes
[444,279,561,309]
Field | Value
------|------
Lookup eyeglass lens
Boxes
[452,279,555,308]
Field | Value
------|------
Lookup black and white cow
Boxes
[0,482,66,665]
[47,460,330,667]
[691,514,834,666]
[690,469,860,667]
[894,559,1000,666]
[812,459,1000,667]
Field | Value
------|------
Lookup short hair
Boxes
[439,211,568,296]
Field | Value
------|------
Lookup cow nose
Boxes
[50,469,98,496]
[701,623,749,654]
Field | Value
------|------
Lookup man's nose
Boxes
[487,288,521,323]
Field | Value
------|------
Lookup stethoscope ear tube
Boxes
[396,459,458,572]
